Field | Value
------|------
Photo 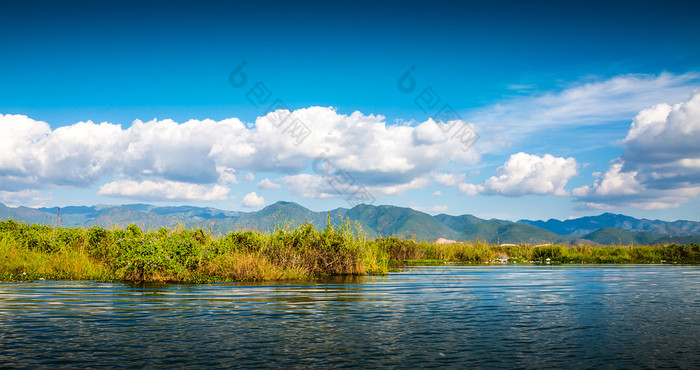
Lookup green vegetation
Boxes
[1,219,698,283]
[4,201,700,245]
[0,218,386,283]
[379,238,700,265]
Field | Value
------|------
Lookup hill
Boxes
[1,201,698,245]
[459,221,570,245]
[581,227,700,245]
[519,212,700,236]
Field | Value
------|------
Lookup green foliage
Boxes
[531,245,564,260]
[1,218,698,283]
[372,237,424,260]
[0,218,388,282]
[87,226,112,259]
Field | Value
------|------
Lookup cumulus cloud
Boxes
[369,176,430,196]
[0,115,122,190]
[459,152,578,196]
[242,192,265,207]
[281,174,429,201]
[573,162,641,197]
[98,180,229,201]
[575,91,700,209]
[281,174,350,199]
[257,178,282,190]
[120,118,237,184]
[216,167,239,184]
[433,172,466,187]
[0,108,479,201]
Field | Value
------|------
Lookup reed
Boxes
[0,233,112,281]
[0,218,387,282]
[0,218,697,283]
[382,241,699,264]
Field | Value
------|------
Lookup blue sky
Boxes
[1,0,699,221]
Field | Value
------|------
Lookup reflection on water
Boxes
[1,266,698,368]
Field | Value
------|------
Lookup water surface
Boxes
[1,265,698,368]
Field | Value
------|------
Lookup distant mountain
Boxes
[344,204,461,240]
[1,201,698,245]
[433,214,486,231]
[581,227,700,245]
[457,221,570,245]
[582,227,667,245]
[231,201,330,232]
[519,212,700,236]
[82,207,182,230]
[0,203,55,225]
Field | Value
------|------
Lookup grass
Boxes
[0,217,387,283]
[0,234,113,282]
[374,238,700,265]
[0,219,698,283]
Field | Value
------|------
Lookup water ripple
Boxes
[0,265,698,368]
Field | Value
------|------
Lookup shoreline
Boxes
[2,219,698,283]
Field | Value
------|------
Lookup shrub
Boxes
[531,245,563,260]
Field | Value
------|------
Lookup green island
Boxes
[1,218,698,283]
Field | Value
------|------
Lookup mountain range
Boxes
[1,201,698,246]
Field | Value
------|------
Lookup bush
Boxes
[372,237,424,261]
[531,245,563,260]
[2,217,698,283]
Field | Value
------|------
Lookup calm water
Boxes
[1,265,698,368]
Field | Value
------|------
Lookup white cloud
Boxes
[0,115,122,190]
[2,72,698,207]
[281,174,429,200]
[368,176,430,196]
[432,190,442,196]
[257,178,282,190]
[433,172,466,187]
[0,190,52,207]
[98,180,229,201]
[575,91,700,209]
[458,183,481,196]
[411,204,449,214]
[281,174,338,199]
[122,118,239,184]
[507,84,537,92]
[242,192,265,207]
[573,162,641,197]
[460,152,578,196]
[216,166,239,184]
[213,108,479,181]
[0,108,480,202]
[471,72,700,151]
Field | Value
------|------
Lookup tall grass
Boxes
[370,238,700,264]
[0,233,111,281]
[0,218,697,283]
[0,218,387,283]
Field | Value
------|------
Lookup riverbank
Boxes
[1,219,698,282]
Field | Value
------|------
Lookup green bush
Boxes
[372,237,424,261]
[1,218,698,283]
[531,245,563,260]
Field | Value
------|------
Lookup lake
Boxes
[1,265,698,368]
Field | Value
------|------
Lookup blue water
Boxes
[1,265,698,368]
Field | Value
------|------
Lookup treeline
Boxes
[1,219,698,282]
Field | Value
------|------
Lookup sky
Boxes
[1,0,700,221]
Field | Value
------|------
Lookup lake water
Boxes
[1,265,698,368]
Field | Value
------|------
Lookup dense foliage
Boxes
[1,219,698,282]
